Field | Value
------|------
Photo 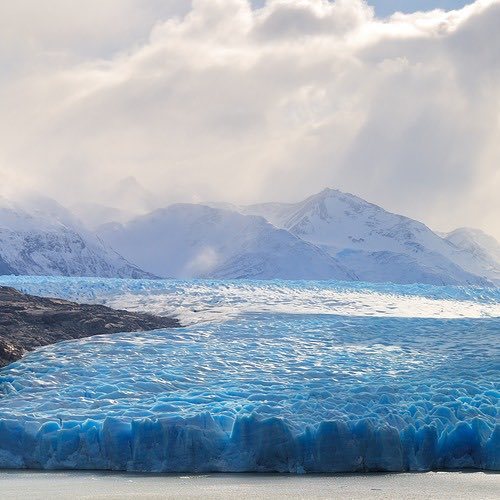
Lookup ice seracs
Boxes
[97,204,356,280]
[0,276,498,473]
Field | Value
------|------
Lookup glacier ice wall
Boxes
[0,276,498,472]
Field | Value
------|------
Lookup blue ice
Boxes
[0,276,498,472]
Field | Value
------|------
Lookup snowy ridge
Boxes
[0,196,153,279]
[335,249,485,287]
[0,277,498,472]
[98,204,355,281]
[242,188,494,286]
[1,189,498,284]
[443,228,500,284]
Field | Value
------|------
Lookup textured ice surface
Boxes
[0,276,499,472]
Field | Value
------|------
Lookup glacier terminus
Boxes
[0,276,498,473]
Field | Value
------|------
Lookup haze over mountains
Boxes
[0,188,498,286]
[97,204,355,281]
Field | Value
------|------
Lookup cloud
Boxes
[0,0,499,239]
[184,246,220,277]
[253,0,373,39]
[0,1,191,64]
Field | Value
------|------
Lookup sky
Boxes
[0,0,499,239]
[371,1,472,16]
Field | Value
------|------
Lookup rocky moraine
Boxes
[0,286,179,368]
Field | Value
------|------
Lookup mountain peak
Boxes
[0,197,154,279]
[98,203,355,280]
[306,187,379,210]
[241,188,493,286]
[313,187,341,199]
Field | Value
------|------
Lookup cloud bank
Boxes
[0,0,498,237]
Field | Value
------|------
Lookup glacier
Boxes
[0,276,499,473]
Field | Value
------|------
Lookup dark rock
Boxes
[0,286,180,368]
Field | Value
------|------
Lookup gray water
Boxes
[0,470,498,499]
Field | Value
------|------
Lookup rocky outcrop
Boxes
[0,286,179,368]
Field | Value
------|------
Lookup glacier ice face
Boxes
[0,276,499,473]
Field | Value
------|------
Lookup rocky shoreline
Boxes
[0,286,179,368]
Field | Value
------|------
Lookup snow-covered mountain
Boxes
[0,195,154,278]
[445,227,500,263]
[2,188,496,285]
[240,188,492,286]
[97,204,356,280]
[443,227,500,284]
[0,255,14,275]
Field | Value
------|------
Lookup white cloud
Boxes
[253,0,373,39]
[0,0,499,238]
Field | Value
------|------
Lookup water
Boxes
[0,276,499,472]
[1,471,499,500]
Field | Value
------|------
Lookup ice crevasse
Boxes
[0,276,499,473]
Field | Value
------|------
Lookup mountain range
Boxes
[238,189,497,286]
[0,195,152,279]
[97,204,355,281]
[0,188,498,286]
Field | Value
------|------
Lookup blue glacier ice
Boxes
[0,276,499,472]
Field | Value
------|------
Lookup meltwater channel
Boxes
[0,276,499,472]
